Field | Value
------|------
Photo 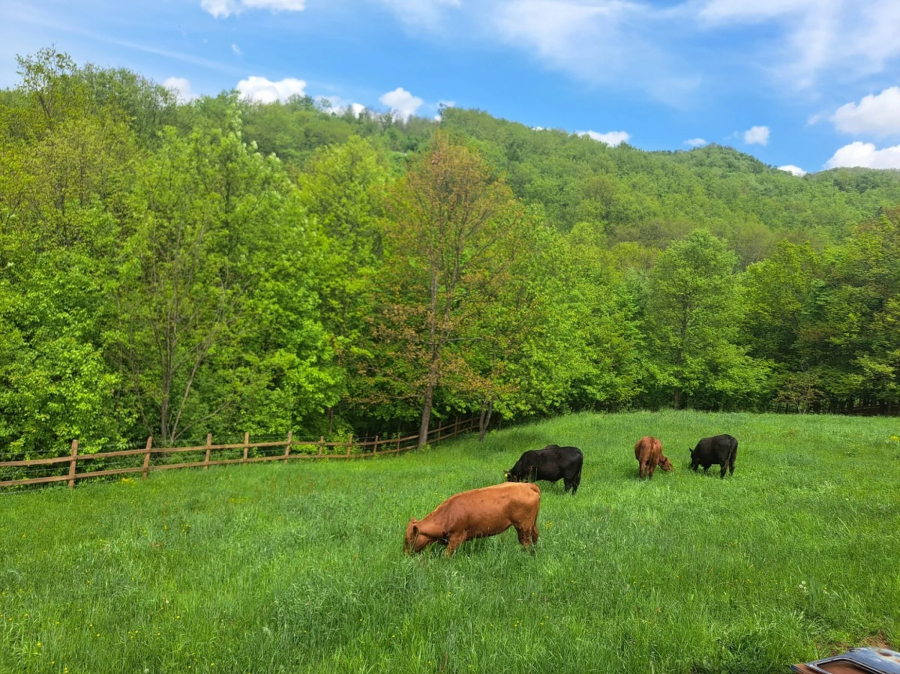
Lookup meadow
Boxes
[1,410,898,674]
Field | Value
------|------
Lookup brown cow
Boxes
[634,436,674,479]
[404,482,540,556]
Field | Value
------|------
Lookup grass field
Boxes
[1,410,898,673]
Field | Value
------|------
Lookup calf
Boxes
[505,444,583,495]
[689,434,738,479]
[634,436,674,479]
[404,482,540,557]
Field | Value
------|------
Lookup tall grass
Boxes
[1,411,898,673]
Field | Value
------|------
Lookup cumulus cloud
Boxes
[830,87,900,136]
[350,103,366,117]
[578,130,631,147]
[685,138,708,147]
[779,165,807,176]
[201,0,306,19]
[237,76,306,103]
[743,125,770,145]
[379,87,424,121]
[163,77,197,102]
[825,142,900,169]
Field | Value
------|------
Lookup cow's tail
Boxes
[729,439,738,475]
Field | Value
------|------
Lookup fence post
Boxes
[67,439,79,489]
[373,435,378,457]
[318,436,324,457]
[346,434,353,458]
[283,431,292,463]
[204,433,212,470]
[142,436,153,480]
[243,432,249,463]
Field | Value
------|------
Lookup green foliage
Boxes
[4,48,900,453]
[644,231,769,409]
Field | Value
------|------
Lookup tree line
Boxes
[2,49,900,457]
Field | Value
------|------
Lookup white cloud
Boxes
[825,142,900,169]
[685,137,707,147]
[578,130,631,147]
[379,87,424,121]
[491,0,699,106]
[698,0,900,89]
[350,103,366,117]
[779,164,807,176]
[201,0,306,19]
[830,87,900,136]
[237,76,307,103]
[378,0,461,29]
[231,43,242,56]
[163,77,197,102]
[743,125,770,145]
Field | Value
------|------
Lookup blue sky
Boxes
[2,0,900,174]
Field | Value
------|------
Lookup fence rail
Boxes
[0,417,479,491]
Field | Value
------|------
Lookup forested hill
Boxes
[3,50,900,459]
[242,103,900,260]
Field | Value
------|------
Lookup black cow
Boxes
[689,434,738,479]
[505,445,583,495]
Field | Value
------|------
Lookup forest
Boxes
[3,49,900,457]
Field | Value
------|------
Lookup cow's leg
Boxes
[515,524,533,548]
[720,463,727,479]
[571,470,581,495]
[639,462,647,479]
[444,533,466,557]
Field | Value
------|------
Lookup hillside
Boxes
[4,50,900,458]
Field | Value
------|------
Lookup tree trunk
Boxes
[479,396,494,442]
[417,383,434,449]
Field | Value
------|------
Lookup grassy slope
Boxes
[1,411,898,673]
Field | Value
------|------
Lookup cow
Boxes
[634,436,674,479]
[689,434,738,479]
[404,482,540,556]
[505,444,583,495]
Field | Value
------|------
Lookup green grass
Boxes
[1,410,899,673]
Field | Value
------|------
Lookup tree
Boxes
[645,230,768,409]
[371,133,528,447]
[111,115,337,445]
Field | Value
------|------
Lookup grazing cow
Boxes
[505,444,583,495]
[404,482,540,556]
[634,436,674,479]
[689,434,738,479]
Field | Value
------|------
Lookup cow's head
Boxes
[405,518,432,554]
[404,518,419,555]
[504,469,519,483]
[658,455,674,472]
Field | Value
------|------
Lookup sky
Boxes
[2,0,900,175]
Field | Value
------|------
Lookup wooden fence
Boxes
[0,417,479,491]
